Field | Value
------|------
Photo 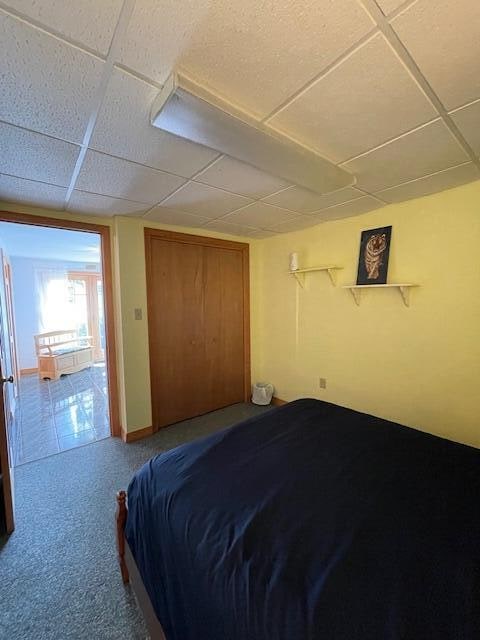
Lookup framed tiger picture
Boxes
[356,226,392,285]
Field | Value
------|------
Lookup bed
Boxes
[116,398,480,639]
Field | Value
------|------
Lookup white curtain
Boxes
[35,268,73,333]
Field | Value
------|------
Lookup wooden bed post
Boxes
[116,490,130,584]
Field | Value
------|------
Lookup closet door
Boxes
[145,230,249,430]
[203,246,245,409]
[146,237,205,428]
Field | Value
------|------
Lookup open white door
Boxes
[0,248,15,534]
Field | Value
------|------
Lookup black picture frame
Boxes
[356,226,392,285]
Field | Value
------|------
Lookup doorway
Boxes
[0,211,118,534]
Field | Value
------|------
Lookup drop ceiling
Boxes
[0,0,479,238]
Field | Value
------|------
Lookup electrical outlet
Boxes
[319,377,327,389]
[134,308,143,320]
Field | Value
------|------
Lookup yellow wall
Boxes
[3,181,480,446]
[113,216,260,431]
[0,202,257,433]
[252,181,480,448]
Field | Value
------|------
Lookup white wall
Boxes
[10,257,100,370]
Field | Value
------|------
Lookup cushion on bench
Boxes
[48,344,91,356]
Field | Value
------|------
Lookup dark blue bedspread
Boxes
[125,399,480,640]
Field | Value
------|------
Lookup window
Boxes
[68,272,105,362]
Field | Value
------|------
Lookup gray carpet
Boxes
[0,403,270,639]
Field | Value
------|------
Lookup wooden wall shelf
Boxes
[289,266,343,288]
[342,284,418,307]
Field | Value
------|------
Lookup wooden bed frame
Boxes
[116,491,167,640]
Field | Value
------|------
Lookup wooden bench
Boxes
[34,330,94,380]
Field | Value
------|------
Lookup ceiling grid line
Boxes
[262,27,379,124]
[141,180,193,212]
[216,200,303,224]
[381,0,419,21]
[1,0,480,232]
[193,154,227,180]
[63,0,137,207]
[0,116,82,150]
[259,123,342,168]
[141,203,161,218]
[0,170,71,190]
[0,4,106,60]
[338,117,442,166]
[71,187,153,207]
[375,160,480,195]
[352,187,388,204]
[0,109,240,191]
[258,186,296,203]
[113,62,165,90]
[358,0,480,169]
[146,153,225,214]
[252,185,365,214]
[305,194,377,216]
[155,189,252,221]
[449,96,480,116]
[83,147,198,183]
[202,219,259,232]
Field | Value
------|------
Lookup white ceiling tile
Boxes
[1,1,475,220]
[119,0,213,84]
[203,220,260,237]
[1,0,123,55]
[391,0,480,110]
[223,202,298,228]
[451,100,480,156]
[270,34,437,163]
[310,196,383,222]
[376,163,480,203]
[67,191,148,217]
[342,120,469,192]
[0,174,66,209]
[267,216,321,233]
[123,0,375,118]
[76,150,186,204]
[263,185,362,213]
[90,69,219,177]
[0,11,104,143]
[143,207,210,227]
[0,122,79,186]
[160,182,252,218]
[195,156,289,198]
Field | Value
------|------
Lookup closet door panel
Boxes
[147,238,205,428]
[203,246,245,410]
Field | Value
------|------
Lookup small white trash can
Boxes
[252,382,274,405]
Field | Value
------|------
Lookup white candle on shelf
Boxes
[289,252,299,271]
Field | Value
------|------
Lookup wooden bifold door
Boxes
[145,229,250,430]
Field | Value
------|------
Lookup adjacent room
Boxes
[0,1,479,639]
[0,223,110,467]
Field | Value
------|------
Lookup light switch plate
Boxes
[134,308,142,320]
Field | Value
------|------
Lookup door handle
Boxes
[1,375,14,384]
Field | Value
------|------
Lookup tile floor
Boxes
[12,363,110,466]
